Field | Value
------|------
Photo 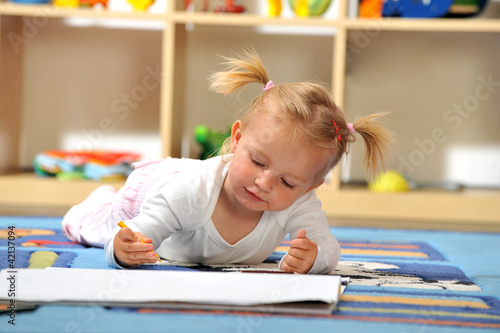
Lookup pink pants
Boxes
[61,157,181,247]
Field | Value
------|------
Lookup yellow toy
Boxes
[369,170,410,193]
[54,0,108,8]
[288,0,332,17]
[128,0,154,12]
[54,0,79,7]
[267,0,282,16]
[294,0,309,17]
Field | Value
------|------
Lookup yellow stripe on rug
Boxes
[340,295,489,309]
[341,249,429,258]
[339,243,421,250]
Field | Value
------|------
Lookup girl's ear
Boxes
[230,120,243,153]
[305,179,325,194]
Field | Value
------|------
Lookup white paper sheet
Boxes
[0,269,341,310]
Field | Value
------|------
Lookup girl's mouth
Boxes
[245,189,264,202]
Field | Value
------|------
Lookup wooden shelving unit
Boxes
[1,0,499,230]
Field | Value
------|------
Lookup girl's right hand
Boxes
[113,227,158,267]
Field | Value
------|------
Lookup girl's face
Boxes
[224,114,331,213]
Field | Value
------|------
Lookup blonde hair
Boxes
[209,48,394,179]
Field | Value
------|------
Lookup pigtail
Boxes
[351,112,395,179]
[209,48,270,95]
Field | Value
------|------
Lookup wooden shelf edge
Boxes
[317,187,500,228]
[0,173,124,208]
[346,17,500,32]
[171,11,342,27]
[327,216,500,233]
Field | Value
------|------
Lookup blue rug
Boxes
[0,216,499,333]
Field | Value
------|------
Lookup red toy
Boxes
[184,0,245,13]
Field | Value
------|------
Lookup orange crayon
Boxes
[118,221,162,263]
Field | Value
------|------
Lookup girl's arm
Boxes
[104,193,184,268]
[281,191,341,274]
[104,168,214,268]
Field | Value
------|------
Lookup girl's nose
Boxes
[255,171,272,192]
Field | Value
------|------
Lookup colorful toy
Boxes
[10,0,50,4]
[53,0,79,7]
[184,0,209,11]
[184,0,245,13]
[267,0,282,16]
[128,0,154,11]
[445,0,488,17]
[361,0,488,18]
[79,0,108,8]
[288,0,332,17]
[368,170,410,193]
[359,0,384,18]
[383,0,454,18]
[34,150,141,181]
[52,0,108,8]
[214,0,245,13]
[194,125,231,160]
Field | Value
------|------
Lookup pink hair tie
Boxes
[263,80,274,92]
[347,123,356,134]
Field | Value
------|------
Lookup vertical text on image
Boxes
[6,226,17,325]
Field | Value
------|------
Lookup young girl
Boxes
[62,49,392,274]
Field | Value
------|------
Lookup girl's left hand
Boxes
[281,229,318,274]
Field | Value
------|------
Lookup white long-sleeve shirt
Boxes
[104,156,341,274]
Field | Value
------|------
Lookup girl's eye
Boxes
[281,178,295,189]
[252,159,265,167]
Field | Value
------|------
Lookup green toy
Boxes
[194,125,231,160]
[288,0,332,16]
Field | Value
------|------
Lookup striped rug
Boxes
[0,216,499,332]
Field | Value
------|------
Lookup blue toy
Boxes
[10,0,50,3]
[383,0,454,18]
[382,0,488,18]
